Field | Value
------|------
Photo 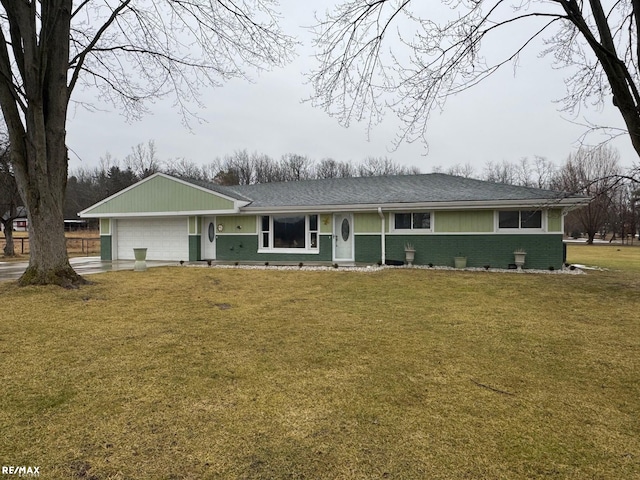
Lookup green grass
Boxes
[567,242,640,273]
[1,247,639,479]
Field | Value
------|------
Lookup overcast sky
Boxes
[65,0,637,175]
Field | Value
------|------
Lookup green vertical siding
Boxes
[189,236,201,261]
[354,213,388,233]
[353,234,564,268]
[434,210,494,233]
[217,215,257,234]
[355,236,382,263]
[188,216,201,235]
[208,231,564,269]
[547,209,562,232]
[100,218,111,235]
[85,175,236,214]
[383,234,564,269]
[320,214,332,234]
[100,235,112,261]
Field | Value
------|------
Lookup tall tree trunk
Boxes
[0,0,85,287]
[11,107,86,287]
[2,219,14,256]
[17,174,84,287]
[11,135,85,286]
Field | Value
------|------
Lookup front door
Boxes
[202,217,216,260]
[333,213,354,262]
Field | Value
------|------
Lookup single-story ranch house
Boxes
[79,172,591,269]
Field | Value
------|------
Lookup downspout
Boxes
[378,207,386,265]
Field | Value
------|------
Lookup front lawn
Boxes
[0,249,638,478]
[567,242,640,273]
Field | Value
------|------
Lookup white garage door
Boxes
[115,218,189,261]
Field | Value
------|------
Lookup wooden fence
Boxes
[0,236,100,256]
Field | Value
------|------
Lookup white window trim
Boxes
[258,214,320,254]
[390,211,433,234]
[495,210,546,232]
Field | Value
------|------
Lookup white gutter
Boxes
[239,197,592,214]
[378,207,386,265]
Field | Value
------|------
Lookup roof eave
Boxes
[79,203,249,219]
[239,197,592,214]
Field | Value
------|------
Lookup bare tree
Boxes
[435,163,476,178]
[555,145,622,243]
[309,0,640,164]
[358,156,417,176]
[0,1,293,286]
[201,159,224,183]
[0,137,21,256]
[514,158,535,187]
[336,160,356,178]
[608,180,639,243]
[483,160,519,185]
[511,156,558,188]
[280,153,313,181]
[214,150,256,185]
[632,183,640,241]
[64,166,101,220]
[124,141,162,179]
[252,152,279,183]
[165,158,207,181]
[531,156,557,189]
[316,158,341,178]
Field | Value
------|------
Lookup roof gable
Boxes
[80,173,246,217]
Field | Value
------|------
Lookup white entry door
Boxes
[333,213,354,262]
[202,217,217,260]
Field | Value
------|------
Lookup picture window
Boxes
[260,214,319,251]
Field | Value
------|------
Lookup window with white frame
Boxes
[498,210,542,230]
[260,214,319,251]
[393,212,431,231]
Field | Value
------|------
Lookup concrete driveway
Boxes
[0,256,177,282]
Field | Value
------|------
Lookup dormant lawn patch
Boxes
[1,245,638,478]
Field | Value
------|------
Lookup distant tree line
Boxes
[3,139,638,259]
[63,141,421,219]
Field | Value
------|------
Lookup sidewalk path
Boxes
[0,257,176,282]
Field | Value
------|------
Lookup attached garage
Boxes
[80,174,247,261]
[114,217,189,261]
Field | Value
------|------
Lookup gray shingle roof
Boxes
[181,177,254,203]
[187,173,584,208]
